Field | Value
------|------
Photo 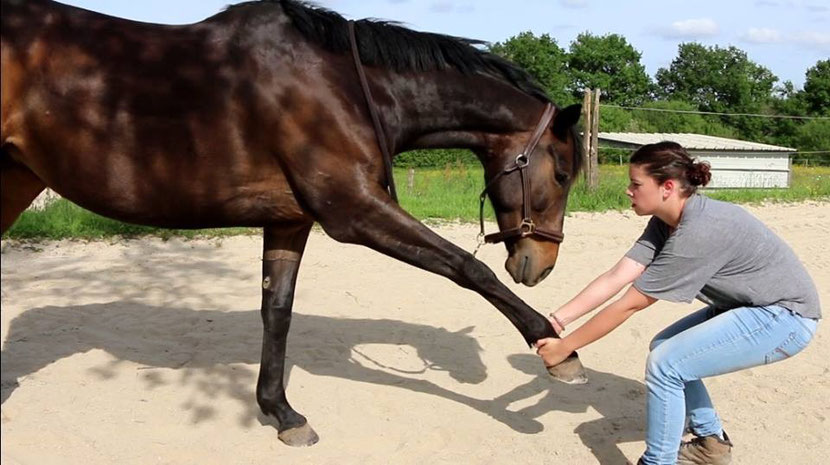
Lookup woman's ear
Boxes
[661,179,675,199]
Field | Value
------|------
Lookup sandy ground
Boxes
[1,201,828,465]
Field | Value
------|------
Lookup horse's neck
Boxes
[376,71,546,153]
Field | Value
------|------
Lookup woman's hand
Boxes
[535,337,573,368]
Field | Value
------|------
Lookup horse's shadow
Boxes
[1,302,644,463]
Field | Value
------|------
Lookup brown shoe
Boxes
[677,431,733,465]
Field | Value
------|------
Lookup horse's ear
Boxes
[552,104,582,140]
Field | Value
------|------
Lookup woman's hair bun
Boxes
[687,161,712,187]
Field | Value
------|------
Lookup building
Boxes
[598,133,796,188]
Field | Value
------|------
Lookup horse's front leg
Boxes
[304,183,586,383]
[256,223,319,446]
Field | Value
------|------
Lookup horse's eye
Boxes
[555,171,570,185]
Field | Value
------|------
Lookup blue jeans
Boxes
[641,305,818,465]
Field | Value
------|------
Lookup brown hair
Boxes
[630,141,711,196]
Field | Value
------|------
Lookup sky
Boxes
[61,0,829,89]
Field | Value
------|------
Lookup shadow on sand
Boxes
[2,302,645,462]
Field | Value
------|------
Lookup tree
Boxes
[767,80,809,148]
[490,32,573,106]
[803,59,830,116]
[796,119,830,165]
[655,43,778,139]
[567,32,653,106]
[633,100,734,136]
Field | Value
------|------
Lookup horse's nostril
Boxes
[520,255,529,278]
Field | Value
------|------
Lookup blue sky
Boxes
[61,0,829,88]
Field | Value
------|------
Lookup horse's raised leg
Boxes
[256,223,319,446]
[1,155,46,234]
[298,179,585,383]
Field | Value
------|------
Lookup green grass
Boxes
[4,200,258,240]
[4,166,828,240]
[398,165,830,220]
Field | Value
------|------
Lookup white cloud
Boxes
[790,31,830,51]
[805,3,829,12]
[560,0,588,8]
[429,1,453,13]
[656,18,719,39]
[742,28,782,43]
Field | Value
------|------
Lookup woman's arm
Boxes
[538,286,656,367]
[552,256,646,330]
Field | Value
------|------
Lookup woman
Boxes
[536,142,821,465]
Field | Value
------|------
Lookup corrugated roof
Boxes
[598,133,796,152]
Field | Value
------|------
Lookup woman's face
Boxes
[626,164,662,216]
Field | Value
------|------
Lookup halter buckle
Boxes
[519,219,536,237]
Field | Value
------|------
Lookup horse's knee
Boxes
[458,253,498,288]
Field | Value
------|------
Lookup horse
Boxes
[1,0,587,446]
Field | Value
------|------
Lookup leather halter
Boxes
[348,21,398,202]
[477,103,565,246]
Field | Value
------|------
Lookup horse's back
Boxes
[1,0,319,228]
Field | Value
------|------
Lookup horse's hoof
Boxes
[546,355,588,384]
[278,423,319,447]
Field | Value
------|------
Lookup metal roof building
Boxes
[599,133,796,188]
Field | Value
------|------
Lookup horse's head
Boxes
[479,103,582,287]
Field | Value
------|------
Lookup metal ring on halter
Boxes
[515,153,529,168]
[519,219,536,236]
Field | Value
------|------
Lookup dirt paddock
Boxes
[2,202,827,464]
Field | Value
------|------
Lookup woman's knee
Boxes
[649,335,667,352]
[645,345,682,385]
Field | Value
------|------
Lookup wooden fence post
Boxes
[589,88,600,190]
[582,90,592,184]
[407,168,415,194]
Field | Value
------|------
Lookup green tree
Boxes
[655,43,778,139]
[642,101,736,137]
[598,106,635,132]
[633,100,707,133]
[767,80,809,148]
[490,32,573,105]
[803,59,830,116]
[796,119,830,151]
[567,32,653,105]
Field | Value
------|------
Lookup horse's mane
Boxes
[226,0,550,103]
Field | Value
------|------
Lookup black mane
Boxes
[227,0,549,102]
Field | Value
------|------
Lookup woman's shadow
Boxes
[2,302,645,462]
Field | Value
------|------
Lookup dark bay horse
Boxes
[1,0,586,445]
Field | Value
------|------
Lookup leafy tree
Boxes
[598,106,636,132]
[655,43,778,139]
[796,119,830,154]
[567,32,653,105]
[634,100,730,135]
[803,59,830,116]
[490,32,573,105]
[766,80,809,148]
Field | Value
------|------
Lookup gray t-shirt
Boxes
[625,194,821,319]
